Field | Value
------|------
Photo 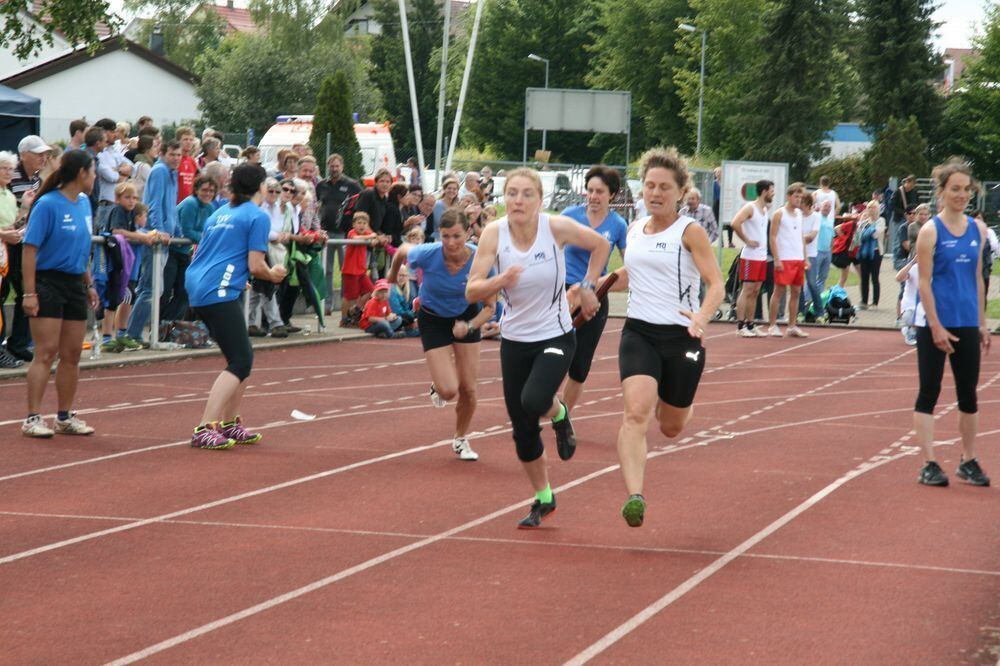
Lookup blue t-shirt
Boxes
[24,190,93,274]
[408,242,482,317]
[561,205,627,284]
[185,201,270,307]
[817,214,835,252]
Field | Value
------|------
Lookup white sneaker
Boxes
[739,327,757,338]
[768,325,783,337]
[452,437,479,461]
[752,326,769,337]
[429,384,447,409]
[22,414,54,438]
[54,412,95,435]
[785,326,809,338]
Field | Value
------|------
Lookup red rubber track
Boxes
[0,327,997,664]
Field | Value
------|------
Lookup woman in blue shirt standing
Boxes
[387,209,496,461]
[21,150,100,438]
[184,164,287,450]
[913,159,991,487]
[560,165,628,412]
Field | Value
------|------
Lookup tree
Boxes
[867,116,929,187]
[309,71,363,177]
[587,0,691,159]
[732,0,843,178]
[125,0,227,74]
[0,0,119,60]
[938,3,1000,179]
[368,0,443,156]
[855,0,945,140]
[808,154,871,207]
[461,0,602,162]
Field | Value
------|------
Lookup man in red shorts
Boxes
[767,182,809,338]
[731,179,774,337]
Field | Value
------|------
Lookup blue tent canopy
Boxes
[0,84,40,153]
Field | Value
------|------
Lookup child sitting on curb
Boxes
[390,265,420,336]
[360,279,405,338]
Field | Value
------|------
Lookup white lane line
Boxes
[262,381,280,386]
[141,398,164,404]
[107,402,131,408]
[310,375,327,380]
[175,393,196,398]
[0,410,615,569]
[8,510,996,578]
[286,378,304,383]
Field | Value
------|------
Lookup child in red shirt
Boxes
[360,279,404,338]
[175,127,198,203]
[341,212,378,326]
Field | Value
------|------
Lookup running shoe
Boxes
[452,437,479,461]
[956,458,990,486]
[22,414,54,438]
[220,416,262,445]
[101,338,124,354]
[116,335,142,352]
[190,423,235,450]
[738,327,757,338]
[429,384,447,408]
[785,326,809,338]
[752,326,769,338]
[0,348,24,368]
[767,325,783,337]
[622,494,646,527]
[54,413,95,436]
[552,401,576,461]
[918,461,949,486]
[517,496,557,529]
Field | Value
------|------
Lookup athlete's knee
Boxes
[226,351,253,382]
[914,391,939,415]
[437,383,459,402]
[457,384,476,403]
[513,430,544,462]
[957,393,978,414]
[521,389,554,419]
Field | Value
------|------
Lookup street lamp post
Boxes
[679,23,706,155]
[527,53,550,152]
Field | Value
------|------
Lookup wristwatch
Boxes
[465,321,478,336]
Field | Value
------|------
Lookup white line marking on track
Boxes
[287,378,304,383]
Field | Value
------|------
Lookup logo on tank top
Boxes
[528,250,552,266]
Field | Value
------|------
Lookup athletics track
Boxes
[1,325,998,664]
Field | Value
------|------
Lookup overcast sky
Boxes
[110,0,987,51]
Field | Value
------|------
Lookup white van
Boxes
[257,115,397,184]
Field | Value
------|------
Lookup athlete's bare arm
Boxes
[730,203,757,247]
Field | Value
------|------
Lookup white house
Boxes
[1,37,201,141]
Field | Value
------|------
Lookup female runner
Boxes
[560,165,628,414]
[388,208,496,461]
[913,158,991,487]
[466,168,610,529]
[605,147,724,527]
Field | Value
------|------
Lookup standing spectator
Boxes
[384,182,408,248]
[65,119,87,152]
[3,135,50,362]
[277,152,298,182]
[197,137,221,170]
[799,192,823,322]
[814,199,836,292]
[297,155,319,188]
[355,168,392,276]
[202,161,230,210]
[291,143,310,158]
[890,175,917,253]
[434,177,460,225]
[416,193,437,242]
[406,157,421,186]
[713,167,728,246]
[175,126,198,204]
[167,174,217,321]
[277,179,325,330]
[106,186,153,351]
[20,150,99,438]
[126,139,181,344]
[813,175,840,219]
[679,187,718,243]
[316,153,362,302]
[340,211,377,326]
[240,146,261,165]
[401,184,423,218]
[248,178,287,337]
[480,165,494,201]
[856,200,886,309]
[0,151,24,367]
[458,172,480,200]
[96,119,134,231]
[130,134,157,199]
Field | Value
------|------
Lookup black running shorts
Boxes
[417,304,482,352]
[35,270,89,321]
[619,318,705,408]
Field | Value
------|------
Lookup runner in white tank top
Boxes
[466,168,610,529]
[767,183,809,338]
[730,180,776,337]
[600,147,724,528]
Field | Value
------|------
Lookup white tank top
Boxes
[739,203,768,261]
[775,207,804,261]
[496,214,572,342]
[624,215,701,326]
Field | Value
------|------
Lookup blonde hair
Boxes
[503,167,543,199]
[933,157,974,191]
[134,202,149,217]
[353,211,371,226]
[639,146,689,189]
[405,227,425,243]
[115,182,137,199]
[914,203,931,214]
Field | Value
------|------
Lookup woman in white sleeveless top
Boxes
[467,168,610,529]
[603,147,724,527]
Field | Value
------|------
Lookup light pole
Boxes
[527,53,549,152]
[679,23,706,155]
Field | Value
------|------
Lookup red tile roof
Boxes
[202,3,257,34]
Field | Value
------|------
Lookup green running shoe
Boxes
[622,494,646,527]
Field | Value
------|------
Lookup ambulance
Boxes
[257,115,397,183]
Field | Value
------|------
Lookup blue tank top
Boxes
[930,216,981,328]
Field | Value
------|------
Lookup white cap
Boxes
[18,135,50,154]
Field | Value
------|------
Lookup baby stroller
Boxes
[723,255,741,321]
[824,285,856,324]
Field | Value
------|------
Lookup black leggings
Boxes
[500,332,576,462]
[568,292,609,383]
[915,326,979,415]
[859,253,882,305]
[194,298,254,381]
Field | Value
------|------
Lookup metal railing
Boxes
[91,235,372,349]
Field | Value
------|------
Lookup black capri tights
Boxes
[500,332,576,462]
[568,292,609,383]
[915,326,979,415]
[194,298,254,382]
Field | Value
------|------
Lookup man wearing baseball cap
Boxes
[1,135,51,362]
